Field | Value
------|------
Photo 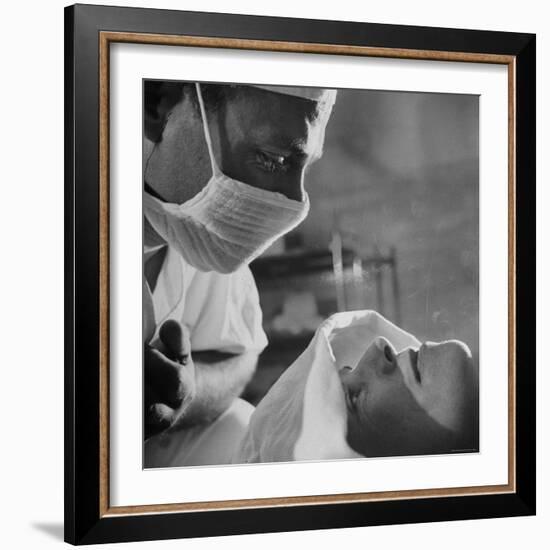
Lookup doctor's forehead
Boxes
[226,87,328,153]
[229,85,324,122]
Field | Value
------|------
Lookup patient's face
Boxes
[339,337,476,457]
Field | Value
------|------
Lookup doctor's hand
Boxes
[144,320,196,440]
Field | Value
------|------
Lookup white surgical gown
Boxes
[143,241,268,468]
[144,243,268,354]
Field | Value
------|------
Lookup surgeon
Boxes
[142,80,337,446]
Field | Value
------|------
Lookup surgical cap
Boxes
[249,84,337,111]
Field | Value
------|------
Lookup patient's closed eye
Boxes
[344,383,363,412]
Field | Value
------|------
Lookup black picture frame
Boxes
[65,3,536,545]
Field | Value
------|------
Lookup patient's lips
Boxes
[409,348,421,382]
[397,347,421,385]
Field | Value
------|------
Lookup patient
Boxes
[235,310,477,464]
[339,336,476,457]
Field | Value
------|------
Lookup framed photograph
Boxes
[64,3,536,545]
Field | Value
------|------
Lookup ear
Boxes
[144,81,184,143]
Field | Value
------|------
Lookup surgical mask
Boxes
[144,83,310,273]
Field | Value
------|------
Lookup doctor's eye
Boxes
[255,150,289,173]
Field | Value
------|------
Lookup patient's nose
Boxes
[373,336,398,375]
[352,336,398,378]
[374,336,395,360]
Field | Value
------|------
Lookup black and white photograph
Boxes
[57,2,538,545]
[142,79,479,468]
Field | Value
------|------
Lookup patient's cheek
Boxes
[345,410,369,456]
[343,395,377,456]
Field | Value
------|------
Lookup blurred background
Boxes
[243,88,479,404]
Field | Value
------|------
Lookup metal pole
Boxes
[352,255,364,309]
[375,261,384,316]
[329,231,346,312]
[390,246,402,326]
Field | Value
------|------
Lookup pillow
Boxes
[233,310,420,464]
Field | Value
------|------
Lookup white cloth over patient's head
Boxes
[233,310,420,464]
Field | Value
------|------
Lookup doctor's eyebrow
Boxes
[254,136,319,160]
